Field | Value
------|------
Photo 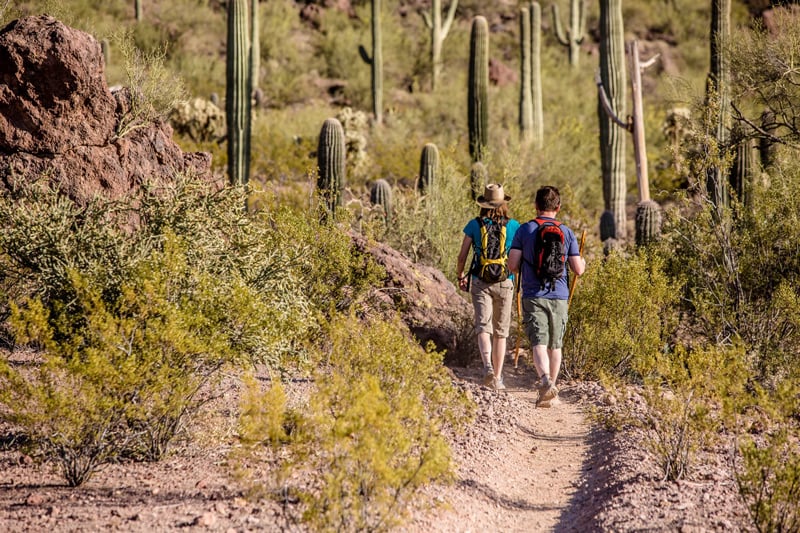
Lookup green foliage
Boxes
[735,376,800,533]
[655,156,800,379]
[630,344,747,481]
[234,315,474,531]
[729,7,800,147]
[112,29,186,138]
[563,251,679,380]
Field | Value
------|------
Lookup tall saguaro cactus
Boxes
[468,16,489,163]
[422,0,458,91]
[552,0,586,67]
[250,0,260,95]
[226,0,252,187]
[135,0,142,22]
[519,6,533,144]
[597,0,627,240]
[358,0,383,125]
[317,118,346,221]
[417,143,440,196]
[706,0,731,208]
[530,2,544,149]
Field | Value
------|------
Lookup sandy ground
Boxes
[0,349,754,532]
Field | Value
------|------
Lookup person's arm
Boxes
[456,234,472,291]
[508,248,522,275]
[568,254,586,276]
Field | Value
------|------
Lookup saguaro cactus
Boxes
[470,161,488,201]
[597,0,627,240]
[369,179,393,220]
[135,0,142,22]
[468,16,489,163]
[706,0,731,208]
[250,0,260,95]
[530,1,544,149]
[358,0,383,125]
[226,0,252,186]
[731,124,756,208]
[317,118,346,220]
[422,0,458,91]
[635,200,662,247]
[519,7,534,144]
[552,0,586,67]
[417,143,439,195]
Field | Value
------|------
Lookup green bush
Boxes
[735,375,800,533]
[233,314,474,531]
[563,250,679,380]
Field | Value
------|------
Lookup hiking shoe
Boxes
[536,399,552,408]
[483,372,495,387]
[493,377,507,391]
[537,377,556,401]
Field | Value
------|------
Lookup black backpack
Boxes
[473,217,510,283]
[533,217,566,290]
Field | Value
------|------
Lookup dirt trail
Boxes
[408,356,597,532]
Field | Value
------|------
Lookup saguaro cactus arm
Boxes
[595,70,630,130]
[551,0,586,66]
[421,0,458,91]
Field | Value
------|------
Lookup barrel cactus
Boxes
[317,118,346,221]
[369,179,393,220]
[418,143,439,195]
[468,16,489,163]
[470,161,488,201]
[635,200,662,247]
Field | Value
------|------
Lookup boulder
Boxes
[0,16,212,204]
[351,233,477,366]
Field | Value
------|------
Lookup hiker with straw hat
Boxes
[456,184,520,390]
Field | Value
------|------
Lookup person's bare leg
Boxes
[549,348,562,385]
[492,336,507,378]
[477,332,492,372]
[532,344,550,381]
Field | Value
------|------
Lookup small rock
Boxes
[193,512,216,527]
[25,493,45,506]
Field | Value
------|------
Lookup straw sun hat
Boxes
[476,183,511,208]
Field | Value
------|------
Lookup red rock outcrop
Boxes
[0,15,212,204]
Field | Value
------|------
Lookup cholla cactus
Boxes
[336,107,371,178]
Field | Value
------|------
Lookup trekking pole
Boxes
[568,230,587,308]
[513,273,523,368]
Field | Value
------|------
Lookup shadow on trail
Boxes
[552,425,625,531]
[457,478,562,513]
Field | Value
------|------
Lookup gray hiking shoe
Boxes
[493,377,507,390]
[483,371,495,387]
[536,377,557,405]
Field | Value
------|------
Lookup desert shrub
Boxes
[234,314,474,531]
[735,375,800,533]
[562,251,679,380]
[602,344,747,482]
[112,29,187,138]
[657,154,800,379]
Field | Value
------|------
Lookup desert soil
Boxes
[0,348,754,532]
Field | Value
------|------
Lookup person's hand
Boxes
[458,276,469,291]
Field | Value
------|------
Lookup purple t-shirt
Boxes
[510,217,579,300]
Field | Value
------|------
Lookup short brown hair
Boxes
[535,186,561,212]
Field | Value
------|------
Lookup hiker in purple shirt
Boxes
[508,186,585,407]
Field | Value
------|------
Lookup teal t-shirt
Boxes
[463,217,520,281]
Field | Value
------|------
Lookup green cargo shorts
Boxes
[522,297,568,349]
